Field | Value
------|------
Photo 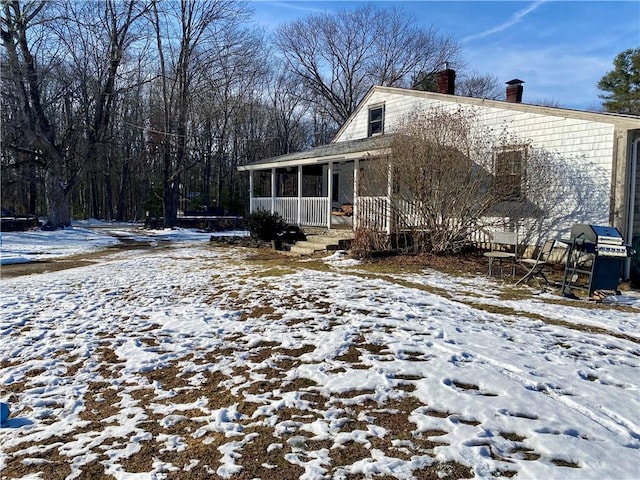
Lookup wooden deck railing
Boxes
[250,197,328,227]
[356,196,389,232]
[301,197,328,226]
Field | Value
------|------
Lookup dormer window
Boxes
[368,105,384,137]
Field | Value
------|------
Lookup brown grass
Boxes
[3,245,619,480]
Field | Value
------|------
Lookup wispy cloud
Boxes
[266,1,329,15]
[462,0,547,43]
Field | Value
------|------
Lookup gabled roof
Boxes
[333,85,640,142]
[237,134,393,171]
[238,85,639,172]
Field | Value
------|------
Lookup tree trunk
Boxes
[163,177,180,228]
[44,166,71,228]
[203,118,212,207]
[28,162,37,215]
[104,171,114,221]
[116,159,130,222]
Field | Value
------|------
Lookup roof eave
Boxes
[237,147,391,171]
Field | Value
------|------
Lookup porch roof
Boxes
[237,135,393,171]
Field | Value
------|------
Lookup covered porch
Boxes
[238,136,394,232]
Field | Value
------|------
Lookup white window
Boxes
[368,105,384,137]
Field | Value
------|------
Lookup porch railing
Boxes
[250,196,328,227]
[356,196,389,232]
[251,198,272,214]
[274,198,298,224]
[301,197,328,227]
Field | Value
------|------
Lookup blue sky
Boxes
[250,1,640,110]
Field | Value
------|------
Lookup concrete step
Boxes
[288,244,323,256]
[288,233,354,256]
[305,236,342,247]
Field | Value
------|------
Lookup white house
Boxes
[238,72,640,251]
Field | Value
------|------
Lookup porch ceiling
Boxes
[237,135,394,171]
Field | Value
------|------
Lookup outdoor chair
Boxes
[516,238,556,289]
[484,230,518,277]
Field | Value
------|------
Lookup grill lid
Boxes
[570,224,623,245]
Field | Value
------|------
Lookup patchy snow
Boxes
[0,221,245,265]
[319,250,362,268]
[0,226,639,479]
[0,226,121,265]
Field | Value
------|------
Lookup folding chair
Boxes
[483,230,518,277]
[516,238,556,288]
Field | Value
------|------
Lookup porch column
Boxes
[386,159,393,235]
[327,162,333,229]
[297,165,302,225]
[249,170,254,213]
[270,167,276,214]
[353,158,359,231]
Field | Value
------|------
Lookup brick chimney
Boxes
[436,68,456,95]
[506,79,524,103]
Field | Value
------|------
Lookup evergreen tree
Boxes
[598,48,640,115]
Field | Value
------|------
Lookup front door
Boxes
[331,161,354,228]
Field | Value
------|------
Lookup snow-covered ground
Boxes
[0,221,217,265]
[1,225,639,479]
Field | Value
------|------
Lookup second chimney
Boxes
[506,79,524,103]
[436,68,456,95]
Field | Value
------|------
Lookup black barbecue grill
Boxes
[561,224,634,298]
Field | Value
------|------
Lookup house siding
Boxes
[336,89,620,234]
[337,91,615,176]
[240,85,639,248]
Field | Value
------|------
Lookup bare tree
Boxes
[65,0,151,221]
[267,72,311,156]
[456,70,502,99]
[1,0,149,228]
[200,24,268,210]
[361,106,603,254]
[378,106,498,253]
[274,4,459,129]
[1,1,70,227]
[150,0,251,226]
[528,98,563,108]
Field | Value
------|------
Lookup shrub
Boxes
[351,225,391,259]
[246,210,287,241]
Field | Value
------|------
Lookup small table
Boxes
[484,251,516,277]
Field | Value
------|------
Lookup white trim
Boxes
[367,103,385,137]
[297,165,302,225]
[327,162,333,229]
[625,136,639,279]
[353,158,359,231]
[237,148,390,171]
[270,168,276,213]
[386,160,393,235]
